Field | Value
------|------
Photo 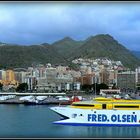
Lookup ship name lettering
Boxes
[111,114,137,122]
[88,114,108,122]
[88,114,137,123]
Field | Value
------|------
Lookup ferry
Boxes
[50,97,140,126]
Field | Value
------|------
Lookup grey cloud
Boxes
[0,2,140,50]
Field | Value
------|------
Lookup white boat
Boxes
[55,96,70,101]
[0,95,16,101]
[36,96,47,101]
[50,97,140,126]
[19,96,35,101]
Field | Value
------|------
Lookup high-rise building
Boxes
[117,71,136,90]
[76,74,95,85]
[25,76,37,91]
[15,71,27,84]
[99,69,109,85]
[0,70,6,81]
[108,70,118,88]
[6,70,15,82]
[135,67,140,90]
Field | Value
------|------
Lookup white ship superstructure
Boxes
[50,97,140,126]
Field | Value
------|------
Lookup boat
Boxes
[50,96,140,126]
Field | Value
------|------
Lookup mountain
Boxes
[131,51,140,60]
[73,34,140,69]
[52,37,84,59]
[0,34,140,70]
[0,43,67,69]
[53,34,140,70]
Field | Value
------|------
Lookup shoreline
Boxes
[0,92,138,105]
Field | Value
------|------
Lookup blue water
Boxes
[0,104,139,138]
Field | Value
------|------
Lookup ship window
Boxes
[114,105,139,108]
[72,114,77,118]
[102,104,106,109]
[72,104,95,107]
[79,114,83,116]
[96,99,111,101]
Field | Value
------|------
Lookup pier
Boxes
[0,92,66,96]
[0,92,70,105]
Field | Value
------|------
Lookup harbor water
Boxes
[0,104,139,138]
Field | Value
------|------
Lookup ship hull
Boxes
[50,106,140,126]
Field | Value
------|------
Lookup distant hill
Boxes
[0,43,67,69]
[0,34,140,70]
[52,34,140,70]
[131,51,140,60]
[52,37,84,59]
[73,34,140,69]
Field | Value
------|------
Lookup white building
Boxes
[0,70,6,80]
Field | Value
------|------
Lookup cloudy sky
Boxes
[0,1,140,51]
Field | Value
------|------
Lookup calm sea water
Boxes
[0,104,139,138]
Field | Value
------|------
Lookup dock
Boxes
[0,92,66,96]
[0,92,72,105]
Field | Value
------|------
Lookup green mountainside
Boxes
[52,37,84,59]
[0,34,140,70]
[74,34,140,69]
[53,34,140,70]
[0,44,67,69]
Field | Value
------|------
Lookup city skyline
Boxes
[0,1,140,51]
